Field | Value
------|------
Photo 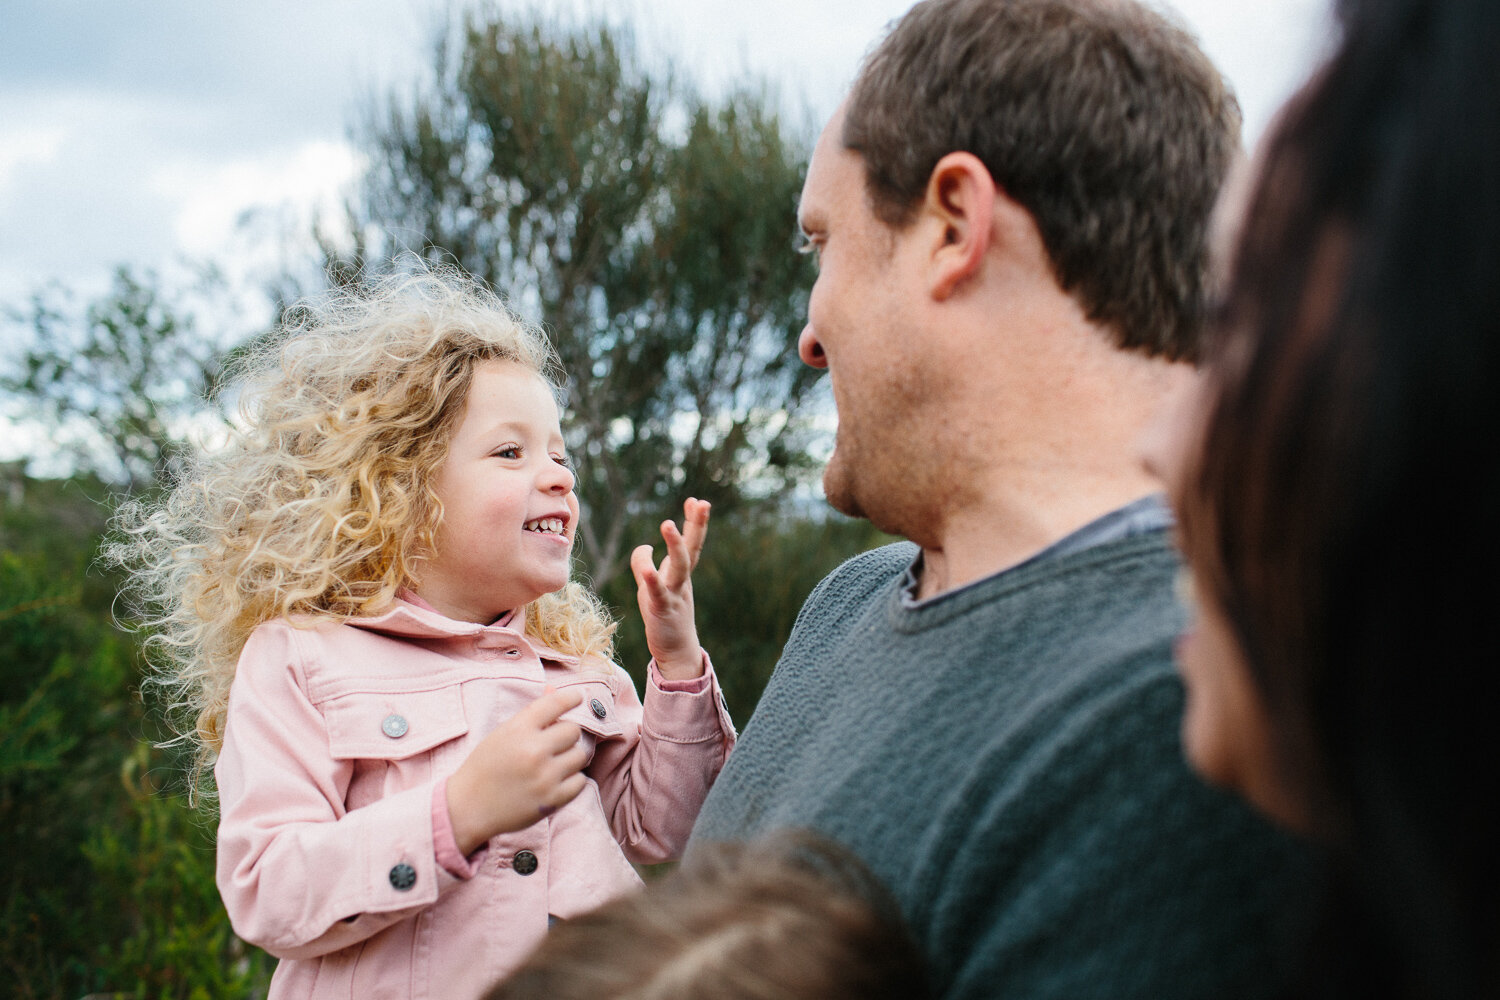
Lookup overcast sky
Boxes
[0,0,1332,312]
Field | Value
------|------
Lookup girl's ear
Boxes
[921,152,997,301]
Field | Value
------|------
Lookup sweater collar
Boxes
[898,493,1173,610]
[887,529,1176,634]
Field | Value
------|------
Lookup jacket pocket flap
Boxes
[557,681,625,739]
[324,686,468,761]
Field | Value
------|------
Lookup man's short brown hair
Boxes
[844,0,1239,361]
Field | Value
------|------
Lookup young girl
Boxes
[112,268,736,999]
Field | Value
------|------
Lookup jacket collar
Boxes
[345,593,580,667]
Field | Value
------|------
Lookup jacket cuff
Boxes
[645,652,737,743]
[327,782,457,921]
[651,652,711,693]
[431,776,487,879]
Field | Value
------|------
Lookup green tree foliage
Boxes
[2,268,233,492]
[336,8,822,586]
[0,468,273,998]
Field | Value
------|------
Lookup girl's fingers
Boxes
[660,518,689,590]
[550,771,588,809]
[522,687,582,728]
[680,498,710,570]
[633,546,669,607]
[540,719,582,754]
[555,744,589,776]
[629,542,658,588]
[643,570,668,606]
[636,499,711,594]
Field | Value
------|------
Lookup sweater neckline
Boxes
[885,530,1175,634]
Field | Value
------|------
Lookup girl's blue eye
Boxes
[495,446,521,459]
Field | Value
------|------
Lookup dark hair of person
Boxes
[843,0,1240,361]
[484,831,931,1000]
[1182,0,1500,995]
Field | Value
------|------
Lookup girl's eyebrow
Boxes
[474,418,557,439]
[474,420,567,448]
[478,420,529,437]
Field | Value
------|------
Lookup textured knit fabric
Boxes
[691,532,1314,1000]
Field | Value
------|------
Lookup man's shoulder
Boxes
[798,538,918,614]
[825,538,920,587]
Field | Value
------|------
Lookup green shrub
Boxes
[1,474,271,999]
[80,745,274,999]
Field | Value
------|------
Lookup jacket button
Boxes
[513,850,539,876]
[590,698,607,719]
[381,714,408,738]
[389,863,417,890]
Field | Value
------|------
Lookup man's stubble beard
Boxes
[820,426,951,549]
[820,443,867,523]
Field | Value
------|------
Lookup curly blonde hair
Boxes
[109,267,616,794]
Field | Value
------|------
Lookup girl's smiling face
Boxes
[418,359,578,624]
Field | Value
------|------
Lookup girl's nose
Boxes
[540,460,575,494]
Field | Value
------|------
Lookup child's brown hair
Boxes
[486,830,929,999]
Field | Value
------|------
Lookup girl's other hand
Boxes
[446,687,587,856]
[629,498,710,682]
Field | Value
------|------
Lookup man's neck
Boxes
[913,472,1162,600]
[901,276,1195,601]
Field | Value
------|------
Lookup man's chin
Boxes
[821,460,866,521]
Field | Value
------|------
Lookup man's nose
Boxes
[797,324,828,368]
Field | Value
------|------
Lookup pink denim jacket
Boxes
[215,598,736,999]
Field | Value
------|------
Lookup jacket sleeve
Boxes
[586,651,737,865]
[214,623,468,959]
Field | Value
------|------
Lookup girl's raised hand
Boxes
[629,498,710,682]
[446,687,588,856]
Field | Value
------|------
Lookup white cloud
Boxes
[0,125,67,195]
[153,140,363,257]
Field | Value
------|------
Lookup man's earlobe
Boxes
[925,152,996,301]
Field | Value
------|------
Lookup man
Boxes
[690,1,1313,998]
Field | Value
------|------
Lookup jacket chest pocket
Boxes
[323,686,469,809]
[557,680,625,755]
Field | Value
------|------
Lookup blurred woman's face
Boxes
[1140,378,1305,830]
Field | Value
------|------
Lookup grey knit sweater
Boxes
[691,533,1313,999]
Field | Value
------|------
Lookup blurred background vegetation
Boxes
[0,8,884,998]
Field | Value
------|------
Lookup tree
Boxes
[2,267,234,493]
[0,470,274,998]
[334,9,822,586]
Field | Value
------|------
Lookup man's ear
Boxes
[922,152,997,301]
